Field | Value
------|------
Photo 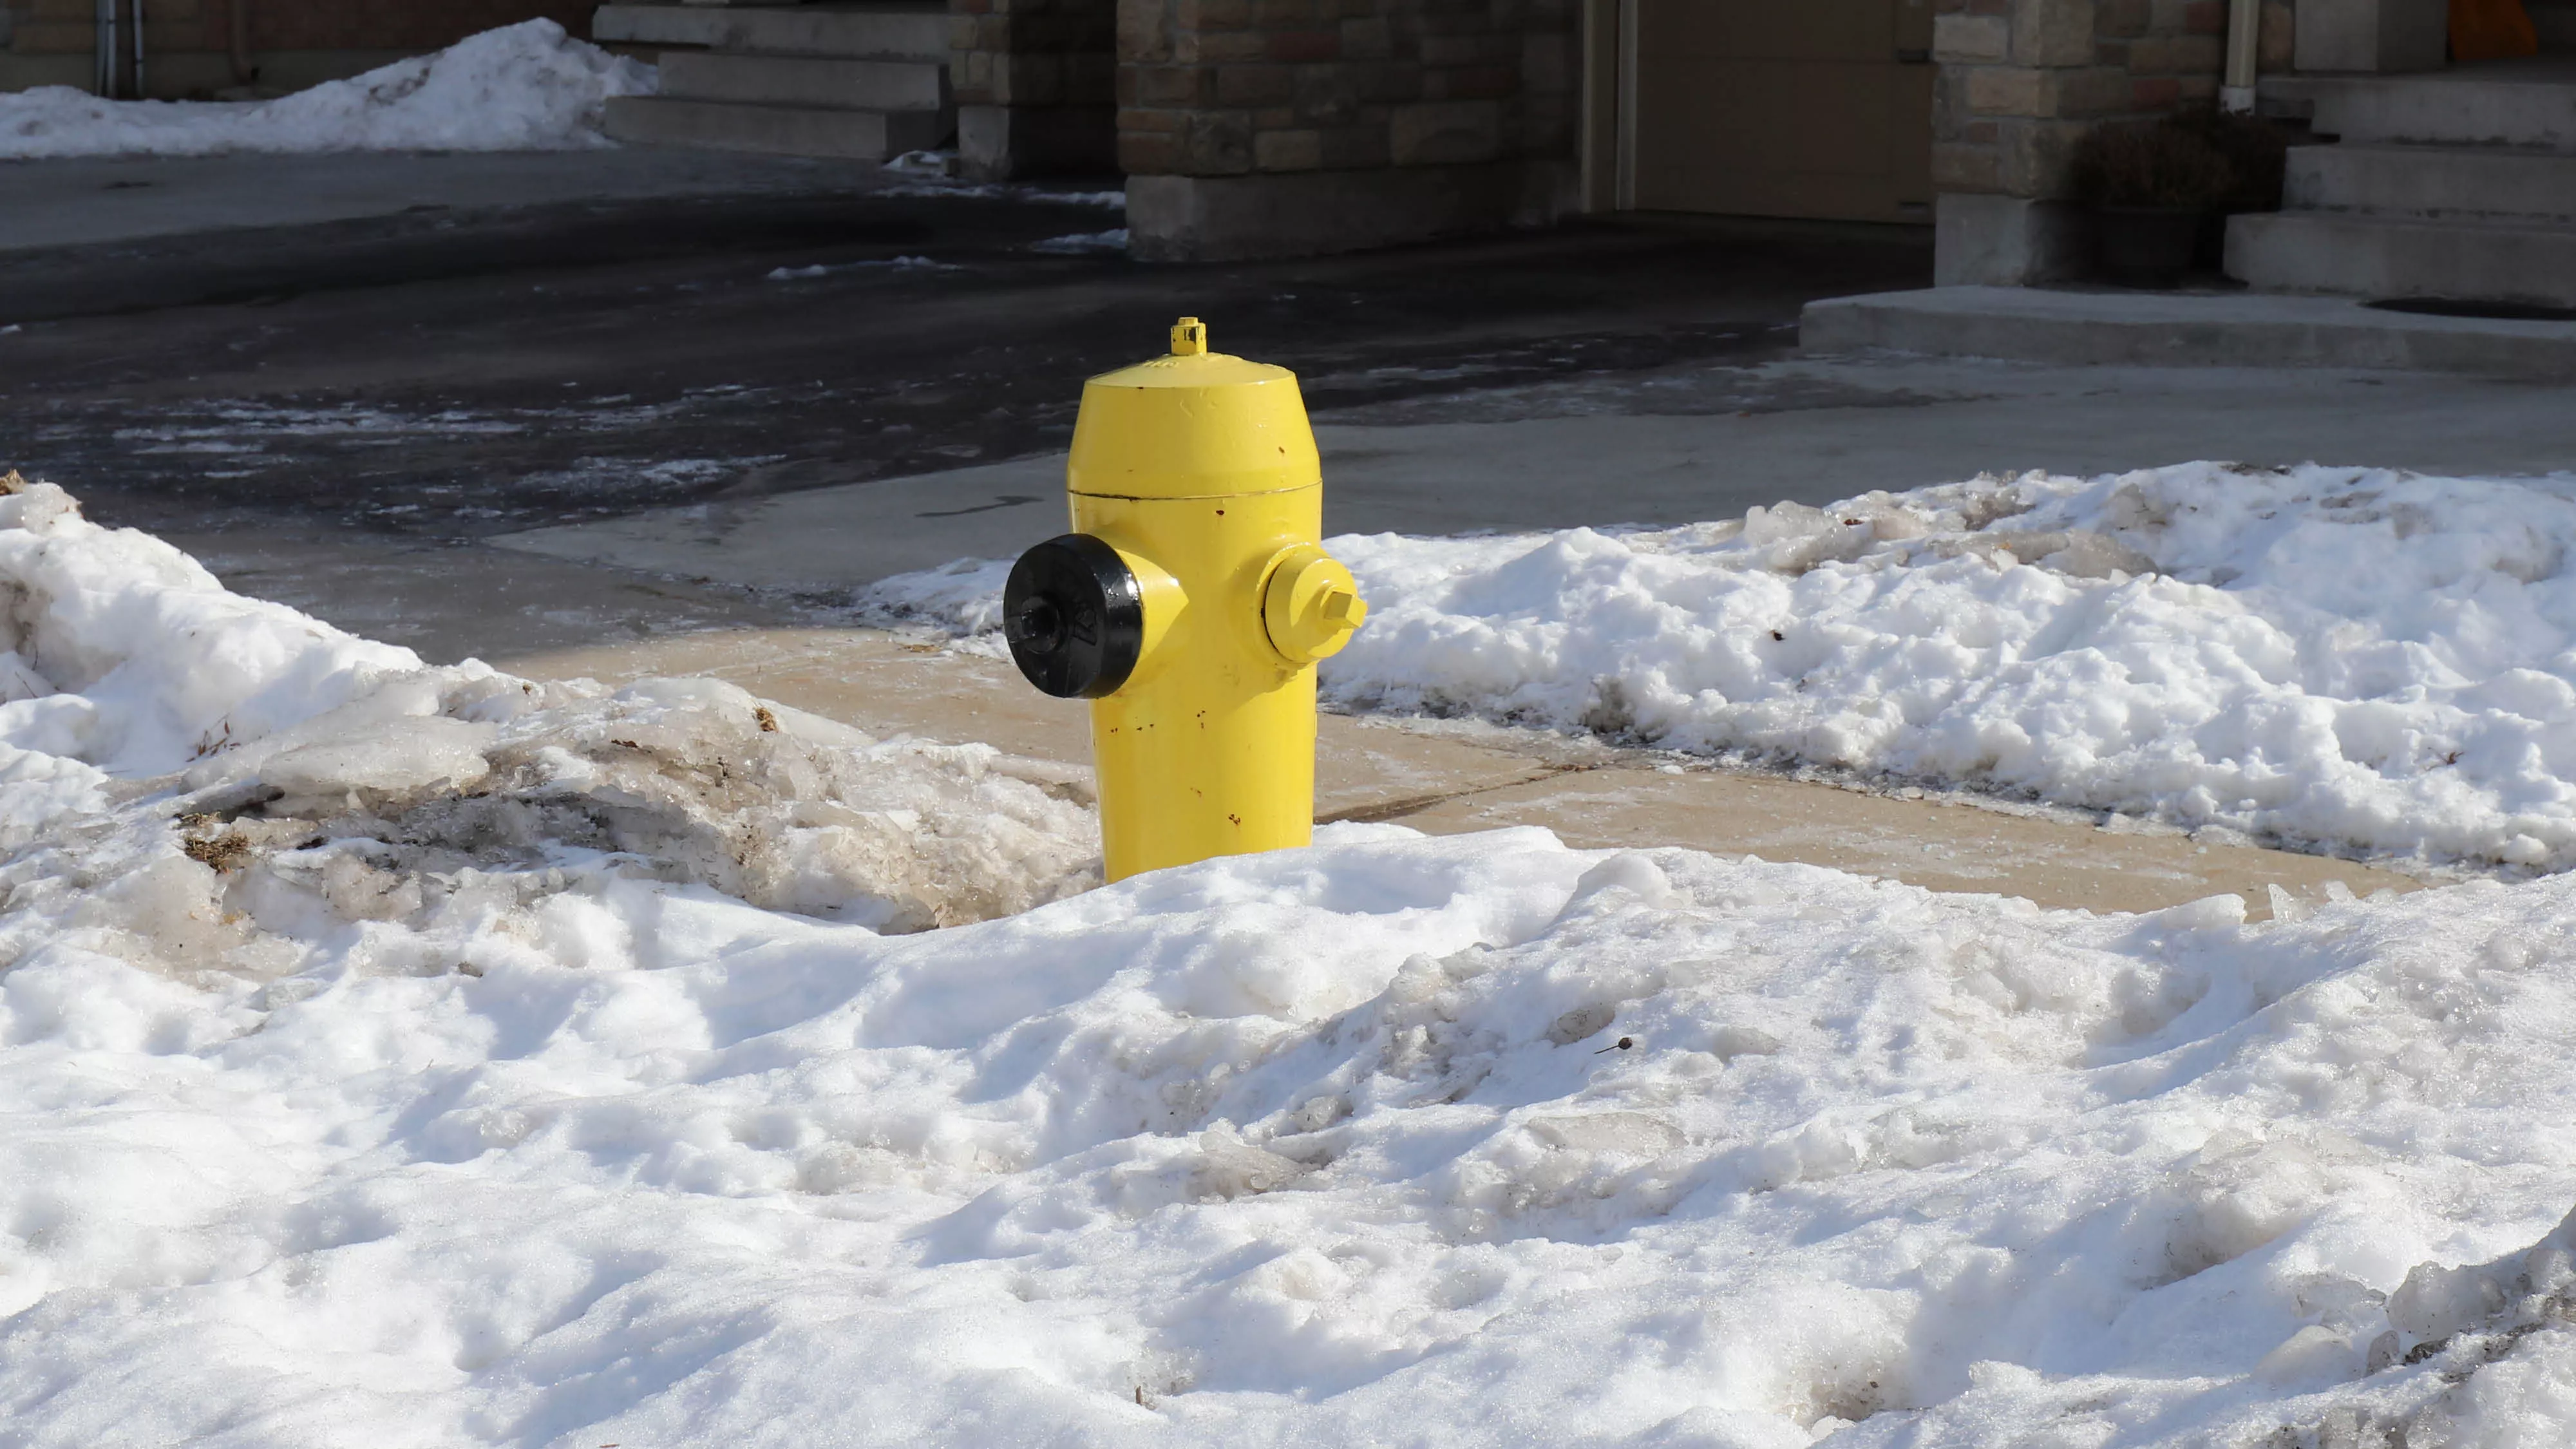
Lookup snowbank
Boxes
[0,21,652,159]
[0,474,1096,935]
[10,473,2576,1446]
[876,462,2576,872]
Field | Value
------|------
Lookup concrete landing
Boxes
[1801,287,2576,378]
[495,627,2430,921]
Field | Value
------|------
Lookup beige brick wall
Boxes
[1114,0,1577,178]
[1933,0,2291,200]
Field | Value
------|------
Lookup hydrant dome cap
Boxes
[1086,350,1296,390]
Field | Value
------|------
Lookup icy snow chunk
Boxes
[2389,1204,2576,1345]
[1191,1127,1312,1199]
[260,715,497,804]
[0,652,52,705]
[1030,228,1128,254]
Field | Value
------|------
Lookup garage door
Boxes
[1622,0,1936,224]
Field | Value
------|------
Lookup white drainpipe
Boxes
[131,0,146,99]
[2222,0,2261,113]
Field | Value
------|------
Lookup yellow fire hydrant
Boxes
[1001,317,1367,882]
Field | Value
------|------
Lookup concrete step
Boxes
[2286,142,2576,222]
[602,95,950,160]
[2302,66,2576,149]
[592,3,949,61]
[658,50,948,111]
[2537,0,2576,49]
[2227,210,2576,307]
[1797,285,2576,379]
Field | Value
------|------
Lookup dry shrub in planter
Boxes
[2070,109,2289,286]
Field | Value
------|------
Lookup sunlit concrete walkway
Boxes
[498,627,2426,921]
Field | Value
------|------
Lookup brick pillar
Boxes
[1931,0,2254,285]
[951,0,1120,180]
[1117,0,1580,261]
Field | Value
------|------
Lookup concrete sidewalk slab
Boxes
[486,357,2576,596]
[495,626,2429,920]
[0,149,871,254]
[174,529,797,665]
[1801,286,2576,379]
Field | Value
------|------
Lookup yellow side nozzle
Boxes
[1262,544,1368,665]
[1170,316,1207,356]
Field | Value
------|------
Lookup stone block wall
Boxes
[1112,0,1578,187]
[951,0,1119,177]
[1927,0,2296,282]
[952,0,1117,126]
[1931,0,2295,201]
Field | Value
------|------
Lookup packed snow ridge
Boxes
[0,21,651,158]
[13,475,2576,1446]
[874,462,2576,873]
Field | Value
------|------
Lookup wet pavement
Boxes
[0,178,1922,543]
[7,147,2575,673]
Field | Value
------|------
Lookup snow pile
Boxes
[859,554,1016,635]
[16,761,2576,1444]
[0,21,652,159]
[0,474,1095,944]
[878,462,2576,871]
[4,474,2576,1443]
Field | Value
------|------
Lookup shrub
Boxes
[2070,109,2290,212]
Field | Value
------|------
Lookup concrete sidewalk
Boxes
[496,627,2427,921]
[486,354,2576,598]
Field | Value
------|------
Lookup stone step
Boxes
[2303,69,2576,149]
[591,3,949,61]
[2227,210,2576,307]
[658,50,948,111]
[602,95,950,160]
[2287,142,2576,222]
[2537,0,2576,50]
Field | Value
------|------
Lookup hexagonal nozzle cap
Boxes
[1262,544,1368,666]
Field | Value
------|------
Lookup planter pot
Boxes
[2095,205,2206,287]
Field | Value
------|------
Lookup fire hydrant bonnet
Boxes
[1069,351,1320,502]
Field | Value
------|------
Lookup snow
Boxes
[1032,227,1131,254]
[0,21,652,159]
[876,182,1129,208]
[765,256,962,282]
[874,462,2576,873]
[10,473,2576,1446]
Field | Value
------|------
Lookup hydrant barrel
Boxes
[1002,317,1366,882]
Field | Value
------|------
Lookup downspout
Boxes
[131,0,144,99]
[229,0,256,86]
[95,0,114,96]
[2221,0,2260,113]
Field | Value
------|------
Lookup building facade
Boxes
[14,0,2572,299]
